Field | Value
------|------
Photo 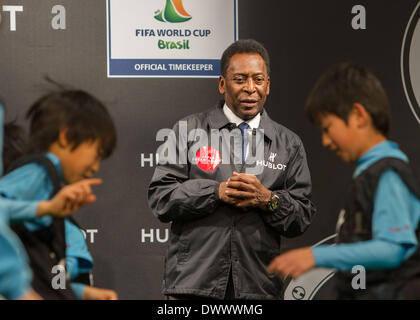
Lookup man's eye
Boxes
[233,78,246,83]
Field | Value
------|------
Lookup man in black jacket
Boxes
[148,39,316,300]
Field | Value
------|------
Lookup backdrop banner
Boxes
[0,0,419,299]
[107,0,238,78]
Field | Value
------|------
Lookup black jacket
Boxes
[148,102,316,299]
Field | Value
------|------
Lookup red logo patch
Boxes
[195,146,221,172]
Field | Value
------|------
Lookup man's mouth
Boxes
[240,99,258,108]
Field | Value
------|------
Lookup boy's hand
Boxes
[36,178,102,218]
[82,286,118,300]
[18,289,43,300]
[267,247,315,279]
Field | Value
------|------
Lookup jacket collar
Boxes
[208,100,276,141]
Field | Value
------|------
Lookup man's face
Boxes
[318,113,361,162]
[219,53,270,121]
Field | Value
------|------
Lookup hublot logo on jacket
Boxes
[256,153,287,171]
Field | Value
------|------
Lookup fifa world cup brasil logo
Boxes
[155,0,192,23]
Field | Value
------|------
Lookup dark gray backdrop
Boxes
[1,0,419,299]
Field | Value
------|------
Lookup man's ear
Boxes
[351,102,370,128]
[219,76,226,95]
[57,127,69,148]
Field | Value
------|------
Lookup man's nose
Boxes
[243,78,256,93]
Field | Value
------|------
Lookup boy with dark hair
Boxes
[267,62,420,299]
[1,89,118,299]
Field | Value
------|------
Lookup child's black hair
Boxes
[26,89,117,158]
[305,62,391,136]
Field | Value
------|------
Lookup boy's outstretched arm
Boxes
[36,178,102,218]
[267,240,407,279]
[267,247,315,279]
[0,178,101,224]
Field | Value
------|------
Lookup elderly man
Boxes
[148,39,316,300]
